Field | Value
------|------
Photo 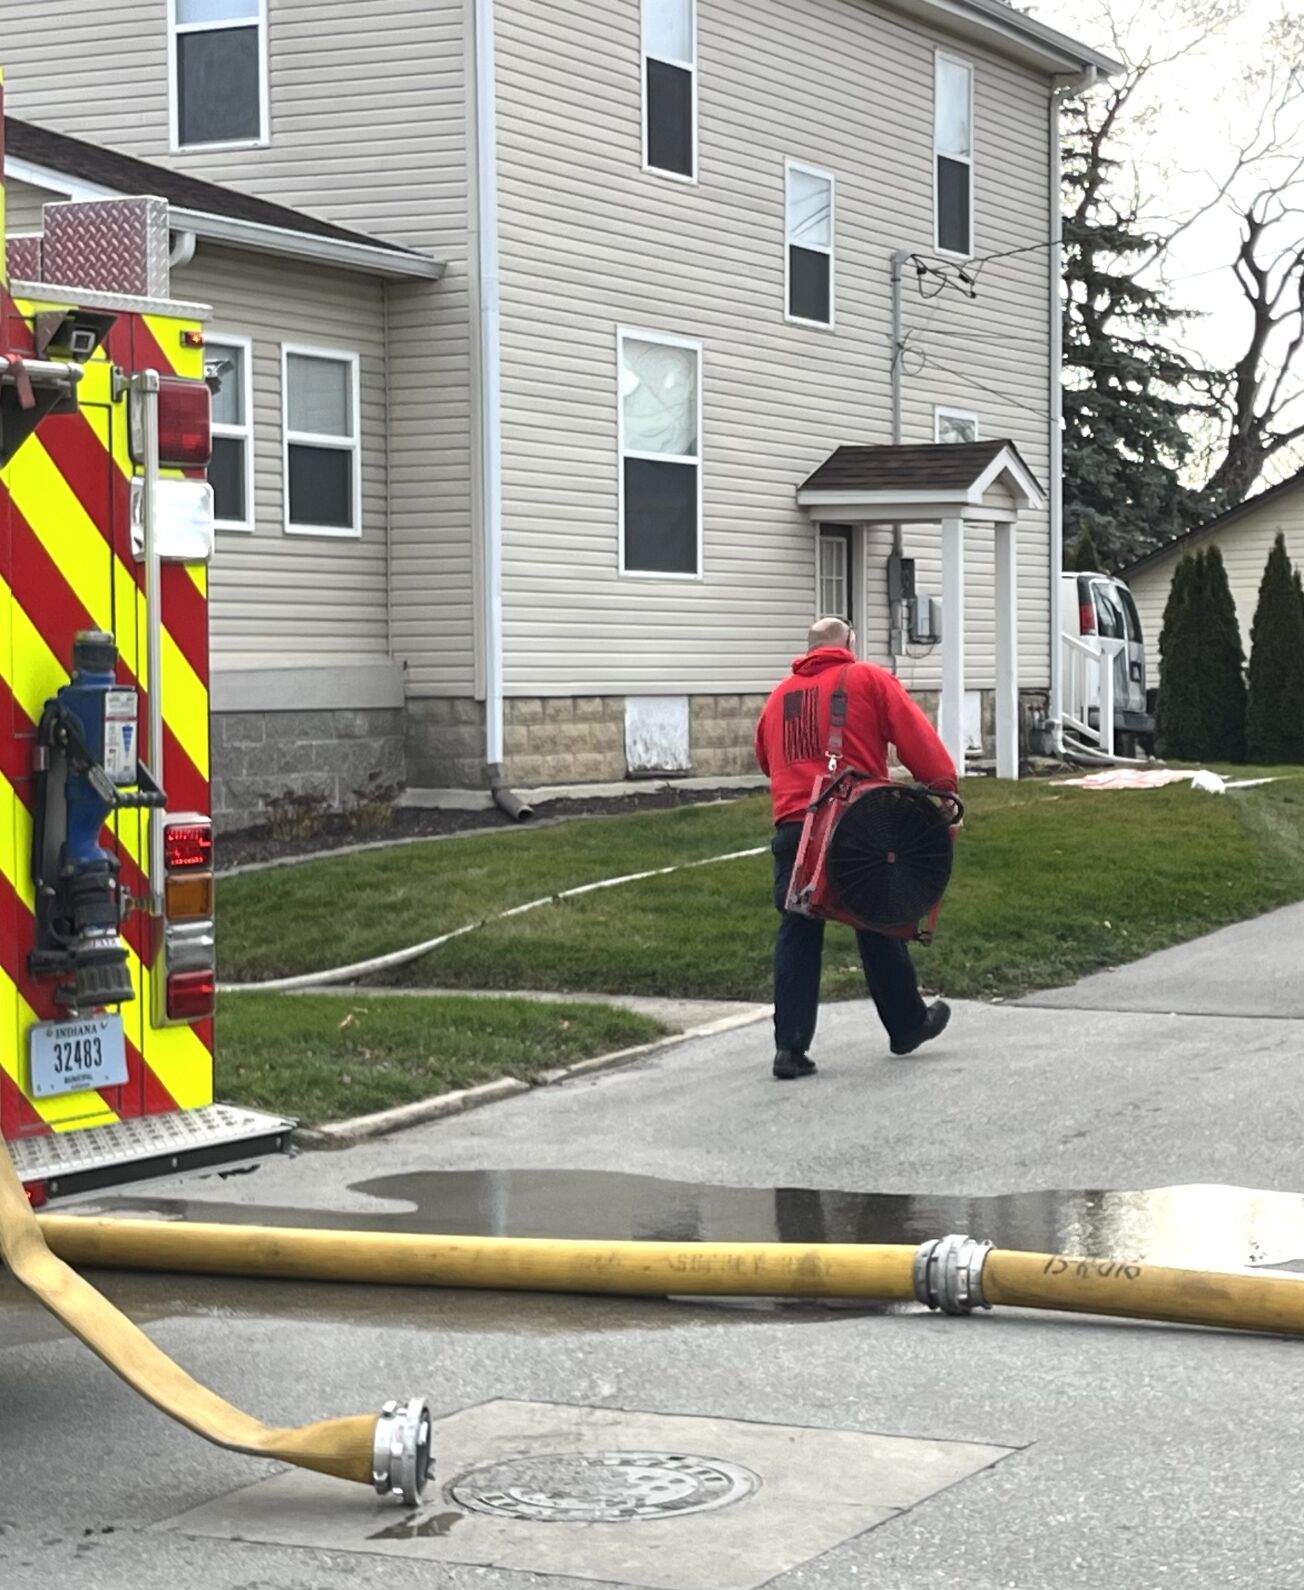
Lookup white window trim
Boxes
[616,326,704,582]
[784,159,836,330]
[168,0,270,153]
[935,405,980,444]
[209,331,255,533]
[933,49,975,260]
[816,528,851,622]
[281,342,363,540]
[640,0,699,185]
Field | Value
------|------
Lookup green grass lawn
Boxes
[218,776,1304,1006]
[217,992,666,1125]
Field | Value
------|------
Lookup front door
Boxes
[818,525,854,631]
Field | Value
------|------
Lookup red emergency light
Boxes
[157,376,212,467]
[164,818,213,871]
[167,968,216,1022]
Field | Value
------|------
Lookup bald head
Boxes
[807,615,854,652]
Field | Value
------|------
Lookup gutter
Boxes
[169,207,444,280]
[1048,64,1099,757]
[5,155,443,281]
[473,0,530,821]
[884,0,1122,77]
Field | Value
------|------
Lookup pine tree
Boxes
[1061,94,1207,570]
[1197,545,1246,764]
[1070,528,1102,573]
[1154,556,1200,759]
[1246,534,1304,765]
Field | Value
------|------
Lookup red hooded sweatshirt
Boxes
[754,647,958,824]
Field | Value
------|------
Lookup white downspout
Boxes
[474,0,505,775]
[1049,66,1097,755]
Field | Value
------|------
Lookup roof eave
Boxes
[5,154,443,281]
[170,207,444,281]
[880,0,1123,77]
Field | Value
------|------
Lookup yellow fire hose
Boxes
[9,1140,1304,1508]
[0,1142,432,1502]
[29,1214,1304,1335]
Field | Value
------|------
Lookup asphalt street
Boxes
[4,905,1304,1589]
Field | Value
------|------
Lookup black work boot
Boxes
[890,1000,952,1057]
[773,1049,818,1080]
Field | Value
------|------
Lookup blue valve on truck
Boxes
[29,630,166,1011]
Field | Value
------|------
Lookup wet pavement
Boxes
[6,905,1304,1588]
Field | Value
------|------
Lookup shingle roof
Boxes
[1121,466,1304,578]
[5,116,411,255]
[799,440,1038,495]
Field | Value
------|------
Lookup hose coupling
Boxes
[913,1233,993,1316]
[372,1395,434,1505]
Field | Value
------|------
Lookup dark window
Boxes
[646,58,693,177]
[289,445,353,530]
[1119,586,1143,645]
[936,157,970,255]
[177,26,261,146]
[209,435,246,523]
[1093,585,1125,640]
[623,457,698,575]
[789,247,831,324]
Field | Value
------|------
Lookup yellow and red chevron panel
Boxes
[1,291,214,1142]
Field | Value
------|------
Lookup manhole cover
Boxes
[450,1450,761,1523]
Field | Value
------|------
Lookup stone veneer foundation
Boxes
[214,691,1050,831]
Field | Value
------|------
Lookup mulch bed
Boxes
[216,784,764,872]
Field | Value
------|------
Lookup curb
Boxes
[302,1006,768,1147]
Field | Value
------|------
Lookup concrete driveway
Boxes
[4,903,1304,1590]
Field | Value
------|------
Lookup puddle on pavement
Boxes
[85,1168,1304,1274]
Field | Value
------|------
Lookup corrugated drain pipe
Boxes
[490,762,534,822]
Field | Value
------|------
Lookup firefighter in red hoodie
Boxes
[755,616,958,1080]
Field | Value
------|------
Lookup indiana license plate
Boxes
[28,1014,129,1100]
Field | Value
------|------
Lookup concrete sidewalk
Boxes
[5,908,1304,1590]
[1022,899,1304,1019]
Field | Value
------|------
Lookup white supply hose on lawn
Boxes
[222,848,767,993]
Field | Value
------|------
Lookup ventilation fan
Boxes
[785,776,960,941]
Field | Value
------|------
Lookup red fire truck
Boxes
[0,78,289,1203]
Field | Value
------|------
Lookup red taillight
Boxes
[165,819,213,871]
[1079,601,1096,635]
[168,969,215,1021]
[158,376,212,467]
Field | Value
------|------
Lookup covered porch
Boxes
[796,441,1045,779]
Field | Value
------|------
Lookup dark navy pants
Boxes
[771,821,927,1055]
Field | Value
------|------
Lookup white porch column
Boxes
[940,515,966,776]
[994,518,1019,780]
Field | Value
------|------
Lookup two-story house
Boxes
[0,0,1118,828]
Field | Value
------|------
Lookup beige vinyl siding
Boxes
[1128,487,1304,677]
[3,176,60,233]
[1,0,463,253]
[492,0,1053,698]
[173,244,389,672]
[2,0,477,698]
[387,275,476,693]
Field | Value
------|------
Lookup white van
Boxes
[1061,571,1154,752]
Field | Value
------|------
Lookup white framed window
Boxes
[935,406,979,445]
[618,328,703,579]
[206,334,254,531]
[281,344,362,538]
[785,161,835,327]
[642,0,697,182]
[169,0,268,151]
[934,52,974,257]
[818,527,853,625]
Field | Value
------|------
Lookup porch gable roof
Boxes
[796,440,1044,520]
